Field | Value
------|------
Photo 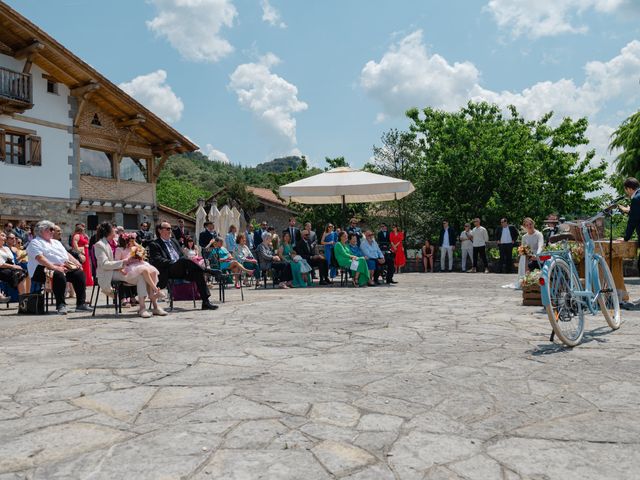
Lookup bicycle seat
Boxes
[549,233,575,244]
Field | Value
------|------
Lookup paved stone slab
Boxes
[1,273,639,478]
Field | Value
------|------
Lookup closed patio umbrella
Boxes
[195,199,207,239]
[208,201,220,233]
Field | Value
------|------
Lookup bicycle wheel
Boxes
[593,255,621,330]
[544,258,585,346]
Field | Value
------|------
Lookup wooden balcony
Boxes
[0,67,33,114]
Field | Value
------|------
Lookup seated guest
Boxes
[234,233,259,283]
[334,231,370,287]
[297,229,329,285]
[278,231,310,288]
[115,233,165,301]
[209,237,252,288]
[360,230,386,285]
[304,222,318,251]
[421,239,435,272]
[95,222,166,318]
[198,221,218,250]
[182,236,204,267]
[26,220,90,314]
[0,232,28,296]
[149,222,218,310]
[136,222,154,247]
[225,225,238,252]
[256,232,292,288]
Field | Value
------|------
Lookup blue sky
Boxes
[7,0,640,168]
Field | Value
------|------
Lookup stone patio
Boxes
[1,273,639,479]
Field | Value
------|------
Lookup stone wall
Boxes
[251,205,293,233]
[0,194,77,230]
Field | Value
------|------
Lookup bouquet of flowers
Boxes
[130,244,146,261]
[543,241,584,264]
[520,269,541,288]
[16,249,28,263]
[517,245,532,257]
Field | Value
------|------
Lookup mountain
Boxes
[255,156,304,173]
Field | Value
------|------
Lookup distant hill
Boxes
[255,156,304,173]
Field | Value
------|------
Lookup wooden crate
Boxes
[522,284,542,306]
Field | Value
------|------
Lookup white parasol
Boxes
[219,204,232,243]
[195,199,207,239]
[231,206,241,233]
[208,201,220,234]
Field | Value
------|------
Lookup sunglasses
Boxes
[160,226,171,230]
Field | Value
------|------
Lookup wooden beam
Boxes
[71,82,100,97]
[14,41,44,60]
[115,114,146,129]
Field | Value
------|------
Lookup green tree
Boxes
[610,110,640,178]
[405,102,607,237]
[156,174,208,212]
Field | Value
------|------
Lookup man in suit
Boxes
[346,218,363,246]
[172,219,188,247]
[620,177,640,242]
[304,222,317,251]
[149,221,218,310]
[283,217,302,249]
[136,222,154,247]
[254,221,269,248]
[198,222,217,250]
[376,224,397,284]
[496,217,519,273]
[298,229,329,285]
[438,220,457,272]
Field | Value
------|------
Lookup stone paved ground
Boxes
[1,273,640,480]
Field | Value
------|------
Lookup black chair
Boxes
[206,253,243,302]
[330,246,349,287]
[90,280,139,316]
[166,278,198,311]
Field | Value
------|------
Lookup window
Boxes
[123,214,138,230]
[119,156,147,182]
[5,133,26,165]
[46,80,58,94]
[80,148,113,178]
[91,114,102,126]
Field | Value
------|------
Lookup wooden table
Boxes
[594,240,637,301]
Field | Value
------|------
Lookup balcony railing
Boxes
[0,67,32,105]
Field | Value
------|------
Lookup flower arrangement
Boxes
[520,269,541,288]
[130,244,146,261]
[16,249,28,263]
[543,241,584,264]
[517,245,532,257]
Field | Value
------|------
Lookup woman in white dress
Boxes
[518,217,545,281]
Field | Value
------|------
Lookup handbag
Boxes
[18,293,45,315]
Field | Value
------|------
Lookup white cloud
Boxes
[229,53,308,146]
[485,0,629,39]
[147,0,237,62]
[119,70,184,123]
[261,0,286,28]
[202,144,230,163]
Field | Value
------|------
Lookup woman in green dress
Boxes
[333,231,370,287]
[278,231,308,288]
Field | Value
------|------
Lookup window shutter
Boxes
[28,135,42,166]
[0,129,5,162]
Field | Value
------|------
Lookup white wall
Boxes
[0,53,74,199]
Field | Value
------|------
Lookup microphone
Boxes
[603,195,626,212]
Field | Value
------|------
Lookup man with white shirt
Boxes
[27,220,89,315]
[496,218,519,274]
[438,220,456,272]
[459,223,474,272]
[471,217,490,273]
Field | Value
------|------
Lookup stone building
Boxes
[0,2,196,231]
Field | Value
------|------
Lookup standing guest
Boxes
[136,222,154,247]
[198,221,218,250]
[271,233,281,252]
[334,231,370,287]
[114,226,125,245]
[471,218,490,273]
[421,239,435,273]
[459,223,474,272]
[496,218,519,274]
[71,224,94,287]
[321,223,338,279]
[298,229,330,285]
[376,224,397,284]
[305,222,318,251]
[225,225,238,252]
[390,225,406,273]
[246,223,256,251]
[149,222,219,310]
[95,223,165,318]
[518,217,545,278]
[14,221,29,245]
[172,219,189,247]
[283,217,302,249]
[438,220,456,272]
[256,232,293,288]
[346,218,363,246]
[254,221,269,248]
[27,220,90,314]
[0,232,28,295]
[620,177,640,243]
[4,222,14,236]
[360,230,386,285]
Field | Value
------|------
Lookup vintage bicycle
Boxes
[539,211,621,347]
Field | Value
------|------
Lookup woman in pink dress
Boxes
[72,224,94,286]
[115,234,164,300]
[390,225,406,273]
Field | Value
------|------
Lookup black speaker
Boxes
[87,214,98,231]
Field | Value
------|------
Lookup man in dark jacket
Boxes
[298,230,329,285]
[438,220,457,272]
[254,221,269,248]
[149,222,218,310]
[172,219,188,247]
[495,218,519,273]
[621,177,640,242]
[375,224,396,284]
[198,222,218,250]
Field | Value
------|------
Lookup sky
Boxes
[6,0,640,169]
